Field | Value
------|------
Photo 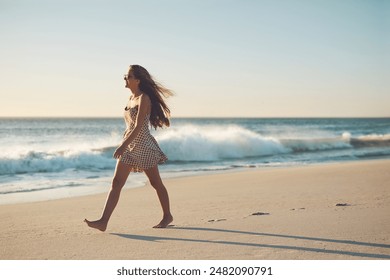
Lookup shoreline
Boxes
[1,159,389,259]
[1,158,388,206]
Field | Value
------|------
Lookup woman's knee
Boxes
[149,177,163,189]
[145,166,163,189]
[111,161,130,190]
[112,176,125,190]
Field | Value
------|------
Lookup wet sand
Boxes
[1,160,389,259]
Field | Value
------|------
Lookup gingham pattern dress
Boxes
[120,105,168,172]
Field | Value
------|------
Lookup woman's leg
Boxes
[144,165,173,228]
[84,160,131,231]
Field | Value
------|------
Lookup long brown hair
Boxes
[129,65,173,129]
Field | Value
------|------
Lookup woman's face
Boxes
[124,70,139,90]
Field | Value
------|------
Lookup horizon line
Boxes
[1,115,389,119]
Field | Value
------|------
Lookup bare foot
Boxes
[84,219,107,232]
[153,215,173,228]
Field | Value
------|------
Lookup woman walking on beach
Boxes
[85,65,173,231]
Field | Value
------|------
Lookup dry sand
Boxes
[1,159,389,260]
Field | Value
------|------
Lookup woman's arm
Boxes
[113,94,151,159]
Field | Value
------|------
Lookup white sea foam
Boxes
[156,125,289,161]
[0,150,116,176]
[357,134,390,141]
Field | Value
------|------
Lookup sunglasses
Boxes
[124,73,136,80]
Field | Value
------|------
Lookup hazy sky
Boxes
[0,0,388,117]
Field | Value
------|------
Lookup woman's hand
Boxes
[113,144,126,159]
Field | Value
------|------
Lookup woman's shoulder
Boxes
[138,93,151,113]
[140,93,151,105]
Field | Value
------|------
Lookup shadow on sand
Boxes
[111,226,390,259]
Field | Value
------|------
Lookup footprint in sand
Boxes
[336,203,351,206]
[251,212,270,216]
[208,219,227,223]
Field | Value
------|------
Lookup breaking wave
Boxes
[1,125,389,176]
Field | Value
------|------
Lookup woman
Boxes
[85,65,173,231]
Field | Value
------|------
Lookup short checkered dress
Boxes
[120,106,168,172]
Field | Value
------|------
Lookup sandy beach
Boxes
[1,159,389,260]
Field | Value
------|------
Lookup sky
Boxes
[0,0,388,118]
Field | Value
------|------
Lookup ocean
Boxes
[0,117,389,204]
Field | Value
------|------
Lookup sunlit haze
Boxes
[0,0,388,117]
